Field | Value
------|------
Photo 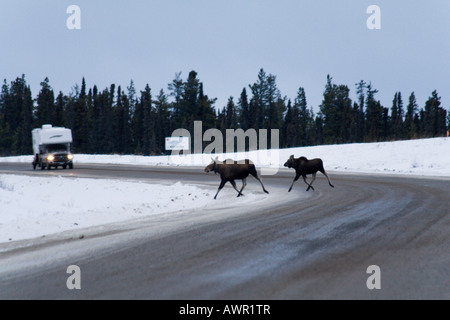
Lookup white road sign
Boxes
[165,136,190,151]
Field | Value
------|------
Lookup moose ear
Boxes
[290,155,294,159]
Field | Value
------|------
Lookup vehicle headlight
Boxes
[67,154,73,160]
[47,155,55,161]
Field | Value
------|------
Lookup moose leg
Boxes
[288,172,301,192]
[303,175,315,191]
[306,173,317,191]
[214,179,227,199]
[320,169,334,188]
[237,178,247,197]
[230,180,243,197]
[251,174,269,194]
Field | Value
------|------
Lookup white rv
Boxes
[32,124,74,170]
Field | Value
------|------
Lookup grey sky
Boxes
[1,1,449,114]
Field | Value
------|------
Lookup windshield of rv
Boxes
[43,143,70,153]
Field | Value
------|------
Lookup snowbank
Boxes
[0,176,210,243]
[0,174,275,244]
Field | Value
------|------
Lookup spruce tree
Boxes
[71,77,88,153]
[224,96,238,129]
[405,92,418,139]
[154,89,171,153]
[365,83,384,142]
[35,77,55,127]
[295,87,314,146]
[197,82,217,130]
[390,92,404,140]
[422,90,446,137]
[54,92,66,127]
[319,75,353,144]
[238,88,250,130]
[354,80,366,142]
[168,72,183,128]
[0,80,12,155]
[140,84,153,155]
[283,99,294,147]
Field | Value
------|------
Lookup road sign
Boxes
[165,136,190,151]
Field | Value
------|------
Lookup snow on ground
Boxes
[0,176,208,243]
[0,174,273,244]
[0,137,449,244]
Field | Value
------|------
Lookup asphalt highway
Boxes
[0,163,448,299]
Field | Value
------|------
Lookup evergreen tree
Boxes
[248,68,283,130]
[0,80,12,155]
[354,80,366,142]
[295,87,314,146]
[390,92,404,140]
[197,82,217,130]
[35,77,55,127]
[168,72,184,128]
[131,90,144,154]
[422,90,447,137]
[71,77,88,152]
[97,85,116,153]
[113,86,132,154]
[84,88,95,153]
[314,114,324,145]
[127,79,137,117]
[224,96,238,129]
[266,76,284,130]
[404,92,418,139]
[153,89,172,154]
[238,88,250,130]
[140,84,154,155]
[181,70,200,131]
[6,76,33,154]
[283,99,295,147]
[248,69,266,130]
[19,85,33,155]
[54,92,66,127]
[365,83,384,141]
[319,75,353,144]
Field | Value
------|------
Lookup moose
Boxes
[204,157,269,199]
[284,155,334,192]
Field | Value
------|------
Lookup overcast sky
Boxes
[1,0,449,113]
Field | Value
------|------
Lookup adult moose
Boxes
[284,155,334,192]
[204,157,269,199]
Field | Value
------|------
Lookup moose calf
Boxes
[284,155,334,192]
[204,157,269,199]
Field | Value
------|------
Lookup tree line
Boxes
[0,69,448,156]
